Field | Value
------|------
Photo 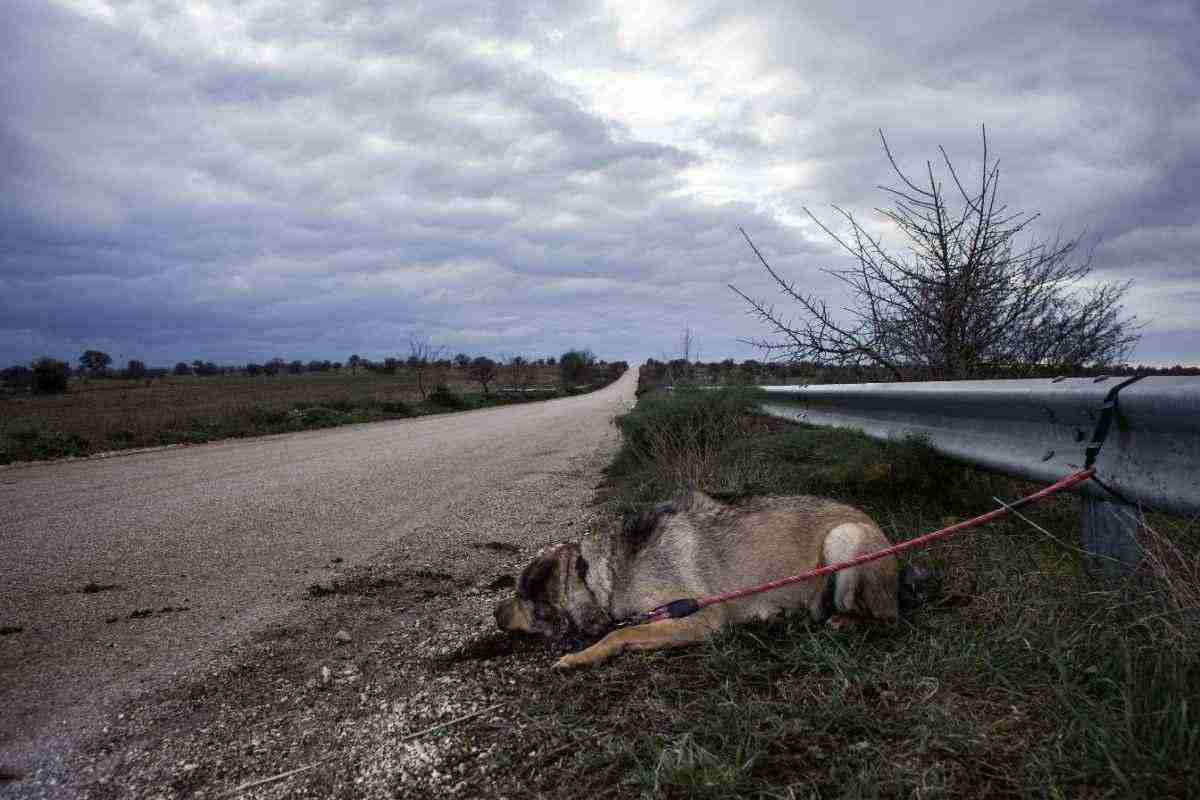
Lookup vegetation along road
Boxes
[0,367,637,795]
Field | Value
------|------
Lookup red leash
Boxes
[634,467,1097,624]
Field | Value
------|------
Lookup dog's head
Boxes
[494,543,610,640]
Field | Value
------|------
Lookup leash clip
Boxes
[619,597,701,627]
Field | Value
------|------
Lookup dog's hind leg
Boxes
[553,612,721,670]
[823,523,899,622]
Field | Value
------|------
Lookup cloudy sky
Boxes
[3,0,1197,369]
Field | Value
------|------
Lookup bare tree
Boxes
[408,335,445,400]
[666,325,700,385]
[467,357,498,394]
[730,127,1141,380]
[506,355,533,390]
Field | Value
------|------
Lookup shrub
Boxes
[428,383,466,409]
[559,349,595,384]
[1,365,32,388]
[295,406,347,427]
[1,424,89,461]
[31,357,69,394]
[378,400,414,416]
[249,406,290,428]
[325,396,357,413]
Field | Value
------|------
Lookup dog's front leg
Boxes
[553,614,718,670]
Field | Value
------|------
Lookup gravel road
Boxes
[0,368,637,796]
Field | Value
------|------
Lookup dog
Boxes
[495,490,917,669]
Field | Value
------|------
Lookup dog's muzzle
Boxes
[494,598,535,633]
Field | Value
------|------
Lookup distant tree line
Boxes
[1,347,630,396]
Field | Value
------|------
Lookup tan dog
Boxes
[495,491,902,669]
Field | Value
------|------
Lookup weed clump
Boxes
[377,399,413,416]
[0,424,89,462]
[607,387,764,503]
[427,384,466,409]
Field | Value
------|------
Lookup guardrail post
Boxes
[1080,497,1143,578]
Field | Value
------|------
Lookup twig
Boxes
[226,756,335,796]
[226,702,507,796]
[397,702,508,744]
[994,496,1124,565]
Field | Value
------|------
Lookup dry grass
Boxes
[1135,511,1200,645]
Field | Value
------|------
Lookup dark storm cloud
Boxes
[1,0,1196,367]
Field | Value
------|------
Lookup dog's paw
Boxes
[553,653,585,670]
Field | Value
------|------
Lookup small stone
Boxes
[321,666,332,685]
[334,629,352,644]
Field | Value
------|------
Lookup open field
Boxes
[0,365,609,464]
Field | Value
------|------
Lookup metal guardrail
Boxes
[754,376,1200,574]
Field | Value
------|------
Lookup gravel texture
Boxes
[0,369,637,798]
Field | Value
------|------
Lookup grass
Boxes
[477,386,1200,799]
[0,367,596,464]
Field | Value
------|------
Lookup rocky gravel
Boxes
[0,369,637,798]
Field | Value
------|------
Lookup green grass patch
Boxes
[0,423,90,462]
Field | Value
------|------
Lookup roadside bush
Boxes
[427,383,466,409]
[31,357,69,394]
[249,406,290,428]
[1,424,89,462]
[378,399,414,416]
[325,396,357,413]
[295,406,349,427]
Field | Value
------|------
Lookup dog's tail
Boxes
[822,523,899,621]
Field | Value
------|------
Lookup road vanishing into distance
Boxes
[0,368,638,791]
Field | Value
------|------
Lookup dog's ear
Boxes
[620,501,676,550]
[517,556,557,599]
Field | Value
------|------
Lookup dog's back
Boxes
[633,492,898,625]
